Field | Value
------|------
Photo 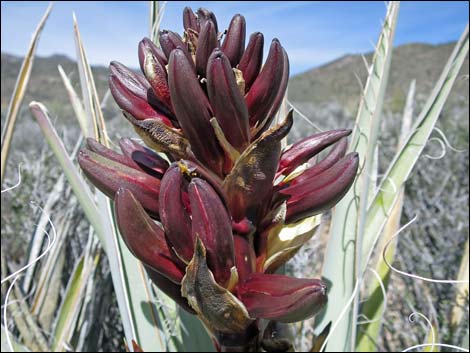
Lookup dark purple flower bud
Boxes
[168,48,224,175]
[183,6,199,32]
[159,30,193,66]
[195,20,218,76]
[138,38,173,112]
[239,273,327,323]
[238,32,264,92]
[279,129,352,175]
[207,49,250,152]
[189,178,235,287]
[115,188,184,283]
[281,152,359,223]
[118,138,169,178]
[245,39,287,129]
[221,14,246,67]
[159,164,194,262]
[109,61,174,125]
[78,149,161,219]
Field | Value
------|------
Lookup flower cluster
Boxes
[78,7,358,350]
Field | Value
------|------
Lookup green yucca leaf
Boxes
[451,237,469,328]
[58,65,88,136]
[51,253,97,352]
[0,3,52,185]
[317,3,400,351]
[22,176,66,294]
[362,24,469,271]
[149,1,160,44]
[356,79,416,352]
[1,325,31,352]
[423,317,439,353]
[73,13,108,145]
[29,102,105,240]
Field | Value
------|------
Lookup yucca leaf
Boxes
[8,281,49,351]
[29,102,105,241]
[177,310,215,352]
[450,236,469,328]
[21,176,66,294]
[1,325,31,352]
[1,3,52,185]
[58,65,88,135]
[51,252,97,352]
[423,317,439,353]
[73,13,108,145]
[356,79,415,352]
[29,197,68,318]
[149,1,161,44]
[316,3,400,351]
[362,24,469,270]
[462,330,469,350]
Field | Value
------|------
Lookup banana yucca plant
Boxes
[78,7,358,351]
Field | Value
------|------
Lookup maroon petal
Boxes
[177,159,227,206]
[109,61,174,125]
[138,37,166,70]
[287,137,348,186]
[221,14,246,67]
[183,6,199,32]
[138,37,167,67]
[238,273,327,323]
[115,188,184,283]
[119,138,169,178]
[86,138,135,169]
[196,8,218,33]
[138,38,173,113]
[282,152,359,223]
[78,149,160,219]
[252,47,289,139]
[232,218,255,236]
[159,30,193,66]
[159,164,194,262]
[207,49,250,151]
[245,39,286,129]
[233,235,255,285]
[278,129,352,176]
[189,178,235,287]
[168,48,224,175]
[238,32,264,92]
[195,20,218,76]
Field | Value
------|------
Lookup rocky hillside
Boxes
[3,41,468,118]
[288,42,469,115]
[1,53,111,120]
[1,41,468,145]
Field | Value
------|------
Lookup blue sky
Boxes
[1,1,468,75]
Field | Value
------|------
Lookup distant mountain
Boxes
[288,42,469,117]
[1,41,468,133]
[1,52,111,119]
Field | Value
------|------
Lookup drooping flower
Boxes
[79,7,358,351]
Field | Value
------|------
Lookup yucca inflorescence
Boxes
[78,7,358,351]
